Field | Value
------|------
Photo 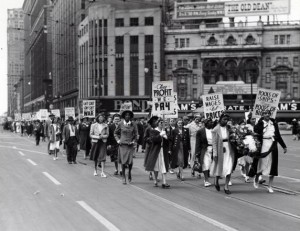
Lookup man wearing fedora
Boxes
[63,116,80,164]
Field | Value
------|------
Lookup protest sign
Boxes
[14,113,21,121]
[51,109,61,118]
[202,93,225,120]
[164,93,178,119]
[119,102,133,114]
[39,109,49,121]
[253,88,281,119]
[22,113,31,121]
[83,100,96,118]
[65,107,75,118]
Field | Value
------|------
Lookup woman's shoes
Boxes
[100,172,107,178]
[204,181,212,187]
[253,179,259,189]
[154,182,158,187]
[94,170,98,176]
[122,178,127,185]
[224,189,231,195]
[215,184,220,191]
[162,184,170,189]
[149,173,153,181]
[267,187,274,193]
[114,170,119,175]
[128,173,132,183]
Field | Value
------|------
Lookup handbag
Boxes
[192,162,202,173]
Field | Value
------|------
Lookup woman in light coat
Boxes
[49,116,62,160]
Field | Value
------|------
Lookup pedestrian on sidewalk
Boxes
[62,116,80,164]
[90,114,109,177]
[114,110,138,184]
[49,116,62,160]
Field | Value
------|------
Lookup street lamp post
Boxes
[250,73,253,110]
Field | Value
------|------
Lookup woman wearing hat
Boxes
[144,117,170,188]
[210,113,235,194]
[253,110,287,193]
[90,114,109,177]
[114,110,138,184]
[49,116,62,160]
[195,118,215,187]
[79,117,91,159]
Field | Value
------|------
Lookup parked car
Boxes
[278,122,292,130]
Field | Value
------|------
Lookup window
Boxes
[276,57,282,65]
[266,73,271,83]
[283,57,289,65]
[130,18,139,26]
[293,72,298,83]
[167,60,172,69]
[180,38,185,48]
[294,57,299,66]
[186,38,190,47]
[208,36,217,46]
[274,35,279,45]
[115,18,124,27]
[168,75,172,80]
[175,38,178,48]
[177,60,182,67]
[192,59,198,69]
[287,35,291,44]
[145,35,153,44]
[266,57,271,67]
[193,88,198,99]
[130,36,139,44]
[145,17,154,26]
[193,74,198,84]
[279,35,285,44]
[293,87,298,98]
[183,60,188,68]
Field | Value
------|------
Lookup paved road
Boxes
[0,129,300,231]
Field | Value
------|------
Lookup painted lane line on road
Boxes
[130,185,238,231]
[43,172,61,185]
[27,159,37,166]
[0,145,48,156]
[278,175,300,182]
[294,169,300,172]
[18,151,25,156]
[13,146,16,149]
[77,201,120,231]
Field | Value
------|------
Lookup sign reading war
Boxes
[253,88,281,119]
[202,93,225,120]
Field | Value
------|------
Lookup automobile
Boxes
[278,122,292,130]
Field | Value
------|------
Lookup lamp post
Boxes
[250,73,253,110]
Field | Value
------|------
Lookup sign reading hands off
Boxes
[202,93,225,120]
[253,88,281,119]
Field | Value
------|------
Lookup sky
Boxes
[0,0,300,116]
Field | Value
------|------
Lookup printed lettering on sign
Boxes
[202,93,225,120]
[253,88,281,119]
[83,100,96,118]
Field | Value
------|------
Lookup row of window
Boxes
[265,56,299,67]
[274,35,290,45]
[265,72,299,83]
[115,17,154,27]
[167,59,198,69]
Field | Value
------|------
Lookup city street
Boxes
[0,129,300,231]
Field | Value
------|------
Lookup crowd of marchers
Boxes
[2,110,288,194]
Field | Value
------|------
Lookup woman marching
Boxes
[79,117,91,159]
[144,117,170,188]
[195,118,215,187]
[49,116,62,160]
[170,119,190,181]
[114,110,138,184]
[210,113,236,194]
[253,110,287,193]
[90,114,109,177]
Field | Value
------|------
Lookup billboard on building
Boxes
[174,1,225,20]
[224,0,290,17]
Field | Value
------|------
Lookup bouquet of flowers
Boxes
[229,125,261,157]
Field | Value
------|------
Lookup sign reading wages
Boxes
[83,100,96,118]
[253,88,281,119]
[202,93,225,120]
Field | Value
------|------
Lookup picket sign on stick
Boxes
[83,100,96,118]
[202,93,225,120]
[51,109,60,118]
[252,88,281,119]
[65,107,75,118]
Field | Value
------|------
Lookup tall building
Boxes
[78,0,163,115]
[51,0,83,113]
[164,1,300,118]
[7,8,24,117]
[22,0,53,113]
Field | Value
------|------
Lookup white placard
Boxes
[202,93,225,120]
[253,88,281,119]
[83,100,96,118]
[65,107,75,119]
[51,109,61,118]
[152,81,175,102]
[39,109,49,121]
[14,113,21,121]
[22,113,31,121]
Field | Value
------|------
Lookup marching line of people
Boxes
[4,109,288,194]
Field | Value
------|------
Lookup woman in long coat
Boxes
[114,110,138,184]
[144,117,170,188]
[170,119,190,181]
[49,116,62,160]
[210,113,235,194]
[195,118,215,187]
[253,110,287,193]
[79,117,91,159]
[90,114,109,177]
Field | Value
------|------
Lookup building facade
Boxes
[7,8,24,117]
[22,0,53,113]
[78,0,163,115]
[164,19,300,117]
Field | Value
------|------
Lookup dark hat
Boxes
[203,117,213,125]
[147,116,159,125]
[121,110,134,119]
[112,113,121,120]
[219,112,230,121]
[49,113,55,117]
[67,116,74,121]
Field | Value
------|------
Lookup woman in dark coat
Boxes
[114,110,138,184]
[253,110,287,193]
[144,117,170,188]
[291,119,299,141]
[170,119,190,181]
[79,117,91,159]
